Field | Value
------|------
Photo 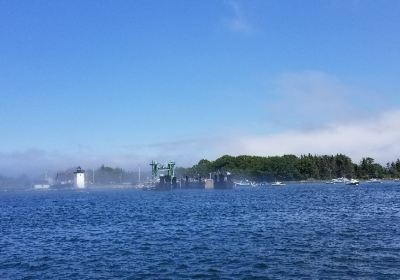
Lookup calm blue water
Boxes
[1,183,400,279]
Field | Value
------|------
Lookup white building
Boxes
[205,179,214,189]
[74,167,86,188]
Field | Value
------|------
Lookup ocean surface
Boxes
[1,183,400,279]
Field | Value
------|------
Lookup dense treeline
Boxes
[0,174,30,189]
[90,165,151,184]
[176,154,400,182]
[89,165,142,185]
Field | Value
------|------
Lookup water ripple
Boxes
[1,184,400,279]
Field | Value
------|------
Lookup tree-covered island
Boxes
[176,154,400,182]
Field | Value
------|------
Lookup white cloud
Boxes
[232,109,400,164]
[124,107,400,164]
[2,109,400,177]
[223,71,400,163]
[265,71,391,129]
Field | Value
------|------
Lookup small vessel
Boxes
[33,182,50,190]
[271,181,286,186]
[367,178,382,184]
[325,180,335,184]
[332,177,346,183]
[346,179,360,186]
[234,180,256,188]
[32,172,51,190]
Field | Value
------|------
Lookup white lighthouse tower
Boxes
[74,167,86,188]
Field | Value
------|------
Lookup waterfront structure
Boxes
[205,179,214,189]
[74,167,86,188]
[149,161,177,190]
[148,161,233,190]
[150,161,176,180]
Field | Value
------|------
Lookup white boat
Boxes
[332,177,347,183]
[346,179,360,186]
[271,181,286,186]
[33,173,52,190]
[367,178,382,184]
[33,183,50,190]
[325,181,335,185]
[234,180,256,188]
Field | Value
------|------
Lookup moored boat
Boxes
[332,177,346,183]
[367,178,382,184]
[33,183,50,190]
[271,181,286,186]
[234,180,256,188]
[346,179,360,186]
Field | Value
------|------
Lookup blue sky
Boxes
[1,0,400,175]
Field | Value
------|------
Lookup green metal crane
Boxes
[150,160,176,180]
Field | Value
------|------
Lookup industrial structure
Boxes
[150,161,177,190]
[148,160,233,190]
